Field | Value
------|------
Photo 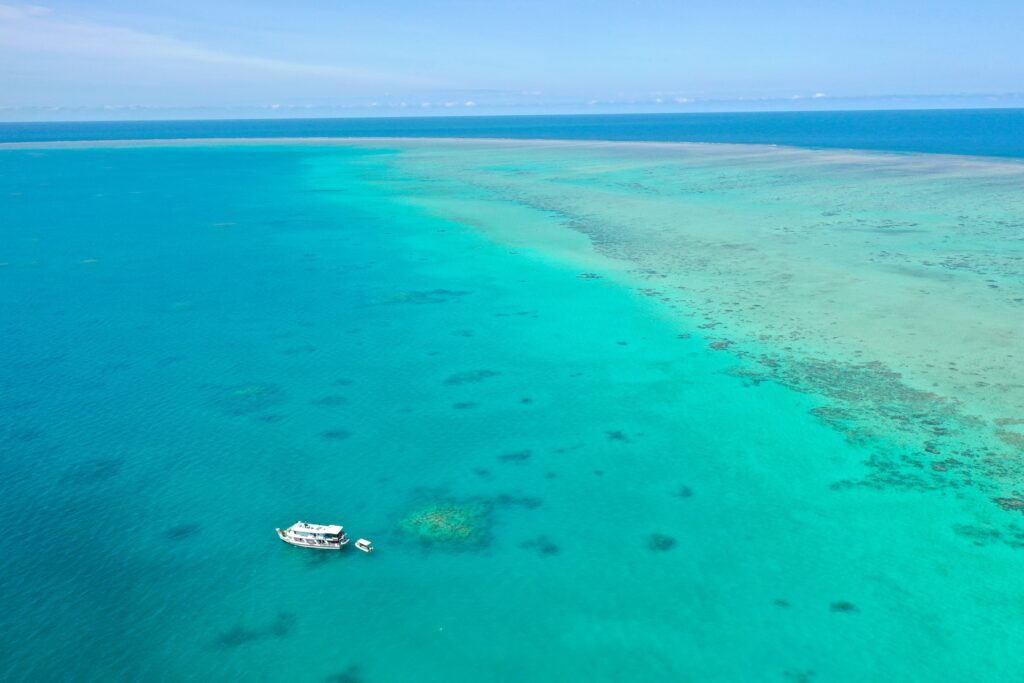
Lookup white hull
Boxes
[276,528,348,550]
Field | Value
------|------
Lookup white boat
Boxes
[355,538,374,553]
[276,521,349,550]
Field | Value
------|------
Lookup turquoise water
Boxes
[2,141,1023,682]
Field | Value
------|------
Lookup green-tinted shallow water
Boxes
[1,141,1023,682]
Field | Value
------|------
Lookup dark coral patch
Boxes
[310,395,347,407]
[993,497,1024,513]
[495,494,542,509]
[498,449,531,464]
[830,601,858,613]
[443,369,501,385]
[996,430,1024,449]
[324,665,363,683]
[647,533,676,551]
[63,458,122,484]
[205,382,286,416]
[520,536,560,555]
[163,524,201,541]
[214,612,295,649]
[952,523,1005,546]
[4,427,42,442]
[214,626,262,649]
[265,612,295,637]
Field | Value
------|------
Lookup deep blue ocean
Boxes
[2,108,1023,158]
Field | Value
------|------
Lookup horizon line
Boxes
[2,104,1024,126]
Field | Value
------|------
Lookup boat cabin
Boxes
[276,521,349,549]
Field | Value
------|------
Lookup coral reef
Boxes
[520,536,560,555]
[498,449,531,463]
[163,524,201,541]
[63,458,122,484]
[443,369,501,385]
[214,611,295,649]
[206,382,286,416]
[399,498,493,548]
[647,533,676,551]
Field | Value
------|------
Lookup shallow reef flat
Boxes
[362,139,1024,518]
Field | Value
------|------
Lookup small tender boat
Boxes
[355,538,374,553]
[276,521,349,550]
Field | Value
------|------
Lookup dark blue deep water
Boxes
[2,108,1023,158]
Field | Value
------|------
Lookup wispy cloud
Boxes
[0,3,426,105]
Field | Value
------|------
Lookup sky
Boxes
[2,0,1023,120]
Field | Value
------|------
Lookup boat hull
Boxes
[276,528,347,550]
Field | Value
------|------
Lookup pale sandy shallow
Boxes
[365,141,1024,400]
[334,139,1024,511]
[6,134,1024,169]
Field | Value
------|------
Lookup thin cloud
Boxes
[0,3,425,90]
